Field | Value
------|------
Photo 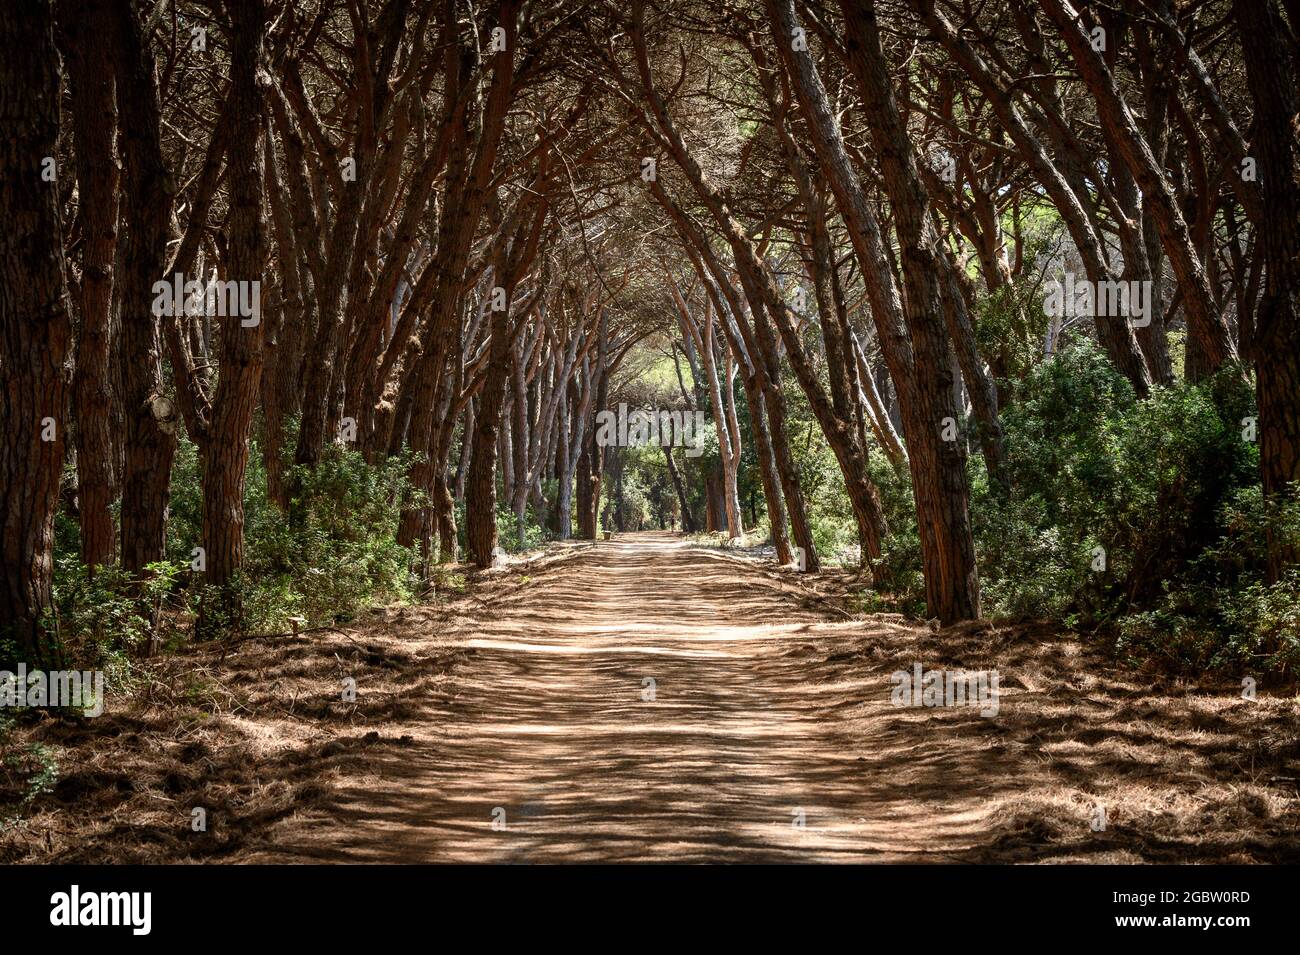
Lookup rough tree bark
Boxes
[399,0,519,553]
[112,0,179,580]
[838,0,1007,493]
[198,0,268,634]
[766,0,979,618]
[576,314,609,539]
[0,0,75,666]
[57,0,119,572]
[465,197,547,568]
[1235,0,1300,580]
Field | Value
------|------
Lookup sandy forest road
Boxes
[257,532,948,862]
[245,532,1300,864]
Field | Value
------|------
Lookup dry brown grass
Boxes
[0,602,474,863]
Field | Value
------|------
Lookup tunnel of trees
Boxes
[2,0,1298,677]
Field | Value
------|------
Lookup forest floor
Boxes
[4,531,1299,863]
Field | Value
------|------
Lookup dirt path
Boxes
[250,533,944,861]
[9,532,1297,864]
[242,532,1300,864]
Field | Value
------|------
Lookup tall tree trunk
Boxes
[767,0,978,619]
[464,197,546,565]
[398,10,518,547]
[113,0,179,581]
[432,340,461,562]
[0,0,74,667]
[551,384,573,536]
[576,316,608,539]
[198,0,267,633]
[261,127,305,511]
[734,270,821,568]
[466,299,511,567]
[58,0,118,572]
[839,0,1009,493]
[1236,0,1300,581]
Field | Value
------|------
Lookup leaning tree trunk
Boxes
[735,272,821,568]
[1038,0,1236,379]
[765,0,977,619]
[840,0,980,618]
[654,181,795,563]
[0,0,75,667]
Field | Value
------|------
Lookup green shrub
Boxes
[496,500,549,553]
[974,342,1257,627]
[47,557,185,668]
[0,715,58,826]
[260,446,419,628]
[1116,485,1300,675]
[867,448,925,611]
[162,435,418,636]
[802,445,858,565]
